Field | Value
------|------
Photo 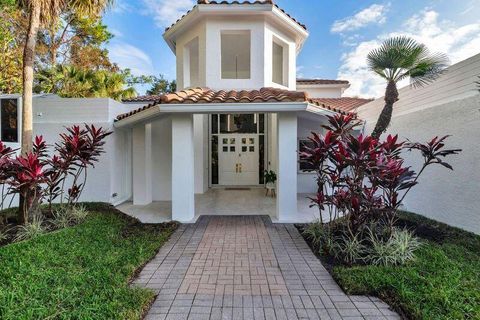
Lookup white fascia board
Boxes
[114,102,310,127]
[297,83,351,90]
[305,103,339,116]
[114,106,161,128]
[159,102,308,114]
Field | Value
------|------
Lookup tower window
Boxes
[272,38,288,86]
[221,31,251,79]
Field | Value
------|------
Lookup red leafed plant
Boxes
[300,114,461,237]
[0,125,111,224]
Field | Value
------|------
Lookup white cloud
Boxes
[108,42,154,76]
[112,0,134,14]
[296,66,305,78]
[109,28,123,38]
[142,0,195,28]
[338,10,480,98]
[331,4,389,33]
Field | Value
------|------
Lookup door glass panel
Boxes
[230,146,235,152]
[242,138,246,144]
[211,114,218,134]
[222,138,228,144]
[249,146,254,152]
[212,136,218,185]
[220,114,257,133]
[230,138,235,144]
[242,146,247,152]
[259,135,264,184]
[223,146,228,152]
[249,138,254,144]
[259,114,265,134]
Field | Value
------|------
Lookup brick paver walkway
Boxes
[132,216,400,320]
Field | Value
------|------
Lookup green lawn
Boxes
[332,212,480,320]
[0,203,177,320]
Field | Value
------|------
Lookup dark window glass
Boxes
[1,99,18,142]
[299,140,316,172]
[259,135,265,184]
[258,114,265,134]
[220,114,257,133]
[211,114,218,134]
[211,136,219,184]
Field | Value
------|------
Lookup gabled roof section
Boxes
[165,1,307,33]
[117,87,356,122]
[297,79,350,86]
[310,97,374,113]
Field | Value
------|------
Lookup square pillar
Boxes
[132,124,152,205]
[172,114,195,222]
[276,112,298,221]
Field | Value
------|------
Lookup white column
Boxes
[276,112,298,221]
[132,124,152,205]
[172,114,195,222]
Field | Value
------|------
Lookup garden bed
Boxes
[297,212,480,320]
[0,203,177,319]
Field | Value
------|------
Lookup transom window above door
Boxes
[211,114,265,134]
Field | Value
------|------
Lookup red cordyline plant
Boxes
[300,114,461,237]
[0,125,111,224]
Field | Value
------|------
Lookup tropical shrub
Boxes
[300,114,460,265]
[14,214,46,242]
[0,124,111,224]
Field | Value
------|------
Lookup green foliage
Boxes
[13,214,46,242]
[332,212,480,320]
[0,7,22,93]
[367,36,449,87]
[146,74,177,95]
[303,221,326,249]
[52,206,73,229]
[264,170,277,184]
[71,204,89,223]
[331,233,366,265]
[365,227,421,266]
[0,204,177,319]
[35,65,139,100]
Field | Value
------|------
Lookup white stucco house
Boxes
[0,0,386,224]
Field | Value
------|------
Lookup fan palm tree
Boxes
[19,0,113,154]
[367,36,449,138]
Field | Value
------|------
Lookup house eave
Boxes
[114,102,336,128]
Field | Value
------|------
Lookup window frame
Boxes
[0,98,20,144]
[220,30,252,80]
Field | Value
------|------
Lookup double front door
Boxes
[218,134,259,185]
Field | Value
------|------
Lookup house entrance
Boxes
[210,114,265,186]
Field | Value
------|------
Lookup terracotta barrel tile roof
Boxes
[310,97,373,113]
[165,1,307,33]
[116,87,360,122]
[297,79,350,85]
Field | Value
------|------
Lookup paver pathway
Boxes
[132,216,400,320]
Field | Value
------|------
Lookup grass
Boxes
[0,203,177,320]
[331,212,480,320]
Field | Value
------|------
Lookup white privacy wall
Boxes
[358,53,480,234]
[31,96,137,204]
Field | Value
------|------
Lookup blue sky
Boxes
[104,0,480,97]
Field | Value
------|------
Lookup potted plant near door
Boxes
[264,170,277,197]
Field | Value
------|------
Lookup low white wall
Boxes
[365,95,479,234]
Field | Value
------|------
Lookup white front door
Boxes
[218,134,259,185]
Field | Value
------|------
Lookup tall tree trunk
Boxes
[371,80,399,139]
[19,4,40,224]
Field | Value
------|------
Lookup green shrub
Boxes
[303,221,326,249]
[52,206,74,229]
[14,215,46,242]
[331,233,366,265]
[365,227,421,266]
[71,205,89,223]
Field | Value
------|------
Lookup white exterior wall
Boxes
[358,54,480,234]
[151,117,172,201]
[297,86,345,98]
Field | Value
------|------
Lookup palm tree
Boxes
[19,0,113,154]
[367,36,449,138]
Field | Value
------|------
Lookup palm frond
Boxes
[367,36,449,86]
[404,52,450,88]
